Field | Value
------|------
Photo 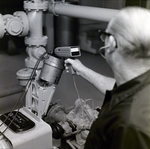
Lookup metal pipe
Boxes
[33,0,42,2]
[49,3,119,22]
[27,10,43,38]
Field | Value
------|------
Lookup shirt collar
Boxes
[105,69,150,111]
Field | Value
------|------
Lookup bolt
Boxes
[11,21,22,34]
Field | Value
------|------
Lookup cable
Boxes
[25,52,47,91]
[72,75,80,100]
[0,91,26,127]
[72,75,95,121]
[84,98,94,110]
[72,75,87,118]
[0,53,47,135]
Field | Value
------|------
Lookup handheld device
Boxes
[54,46,81,58]
[54,46,81,74]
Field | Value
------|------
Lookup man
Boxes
[65,7,150,149]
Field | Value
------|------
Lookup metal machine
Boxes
[0,0,118,148]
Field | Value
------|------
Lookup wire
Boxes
[0,91,26,127]
[25,52,47,91]
[84,98,94,110]
[72,75,86,117]
[72,74,97,123]
[72,75,80,100]
[0,53,47,135]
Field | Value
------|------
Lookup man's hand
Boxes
[65,58,85,75]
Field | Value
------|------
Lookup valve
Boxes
[5,17,23,36]
[0,14,5,38]
[3,11,29,37]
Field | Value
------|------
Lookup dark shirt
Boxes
[84,70,150,149]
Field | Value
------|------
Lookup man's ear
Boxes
[108,35,117,51]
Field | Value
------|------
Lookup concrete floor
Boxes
[0,47,114,113]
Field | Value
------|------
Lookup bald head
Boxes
[107,7,150,59]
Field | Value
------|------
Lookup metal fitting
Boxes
[24,1,49,11]
[25,36,48,46]
[0,14,5,38]
[13,11,29,37]
[6,17,22,36]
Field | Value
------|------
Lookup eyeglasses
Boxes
[99,30,112,42]
[98,30,111,58]
[98,30,118,58]
[99,45,110,59]
[99,30,118,47]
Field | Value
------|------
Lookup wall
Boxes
[78,0,125,53]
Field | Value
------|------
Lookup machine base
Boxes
[0,107,52,149]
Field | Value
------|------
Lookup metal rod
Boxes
[48,3,119,22]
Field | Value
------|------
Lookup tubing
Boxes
[49,3,119,22]
[0,84,23,98]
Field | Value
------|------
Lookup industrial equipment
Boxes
[0,0,118,148]
[44,98,99,149]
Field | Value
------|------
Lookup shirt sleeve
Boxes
[109,125,150,149]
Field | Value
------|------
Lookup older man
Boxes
[65,7,150,149]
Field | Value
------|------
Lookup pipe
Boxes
[49,3,119,22]
[33,0,42,2]
[0,84,23,98]
[27,10,43,38]
[24,0,48,68]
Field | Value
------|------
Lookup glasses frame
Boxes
[99,45,110,59]
[99,30,112,42]
[98,30,118,58]
[99,30,118,48]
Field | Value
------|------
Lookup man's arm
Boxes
[65,58,115,95]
